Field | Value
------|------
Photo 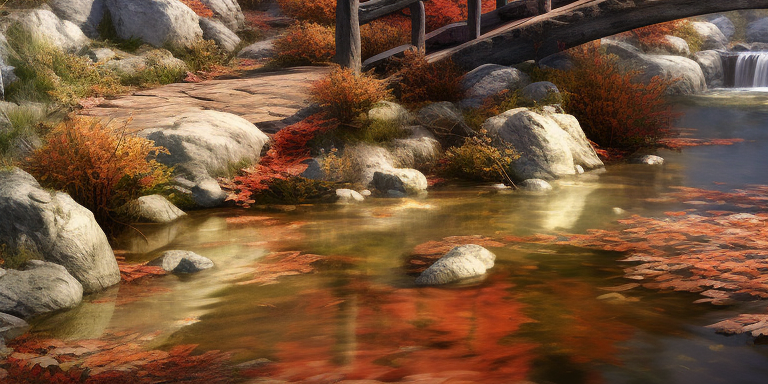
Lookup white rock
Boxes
[631,154,664,165]
[124,195,186,223]
[415,244,496,285]
[199,0,245,31]
[692,21,728,51]
[520,179,552,192]
[237,39,276,60]
[0,261,83,319]
[7,9,89,52]
[200,18,241,53]
[48,0,105,38]
[336,189,364,203]
[105,0,203,49]
[148,250,213,273]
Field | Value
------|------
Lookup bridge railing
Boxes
[336,0,553,73]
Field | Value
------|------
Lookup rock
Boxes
[368,169,428,196]
[367,101,411,126]
[386,190,407,198]
[148,250,213,273]
[48,0,105,38]
[694,50,724,88]
[200,18,241,53]
[104,49,187,76]
[732,42,768,52]
[0,312,28,341]
[105,0,203,49]
[521,81,561,104]
[139,110,269,187]
[416,102,475,147]
[0,261,83,319]
[369,172,405,194]
[190,176,228,208]
[648,35,690,57]
[360,190,371,196]
[199,0,245,32]
[520,179,552,192]
[538,52,573,71]
[0,168,120,293]
[483,108,603,180]
[462,64,530,100]
[6,9,89,53]
[630,154,664,165]
[86,47,118,63]
[602,39,706,95]
[299,158,323,180]
[415,244,496,285]
[237,38,275,60]
[123,195,186,223]
[390,126,442,171]
[692,21,728,51]
[747,18,768,43]
[709,15,735,41]
[336,189,364,203]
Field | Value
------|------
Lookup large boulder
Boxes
[521,81,561,104]
[199,0,245,32]
[747,18,768,44]
[369,169,428,196]
[483,108,603,180]
[6,9,89,52]
[48,0,105,38]
[237,39,276,61]
[390,126,442,171]
[603,39,706,95]
[416,102,475,147]
[460,64,530,108]
[367,100,412,126]
[0,261,83,319]
[692,21,728,51]
[709,15,735,41]
[647,35,690,57]
[200,18,241,53]
[122,195,186,223]
[0,168,120,293]
[148,250,213,273]
[343,143,429,195]
[105,0,203,49]
[415,244,496,285]
[694,50,724,88]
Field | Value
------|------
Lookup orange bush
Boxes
[549,41,676,149]
[277,0,336,25]
[361,20,410,61]
[309,66,391,123]
[179,0,215,18]
[620,20,701,52]
[26,117,170,225]
[391,50,465,105]
[273,22,336,65]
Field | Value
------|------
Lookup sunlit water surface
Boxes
[29,92,768,384]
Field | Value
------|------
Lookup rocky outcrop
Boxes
[695,50,724,88]
[200,18,241,53]
[6,9,89,52]
[692,21,728,51]
[709,15,735,41]
[483,108,603,180]
[148,250,214,273]
[105,0,203,49]
[0,261,83,319]
[415,244,496,285]
[122,195,186,223]
[416,102,475,147]
[460,64,530,108]
[0,168,120,293]
[199,0,245,32]
[48,0,105,38]
[747,18,768,44]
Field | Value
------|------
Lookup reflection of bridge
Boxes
[336,0,768,72]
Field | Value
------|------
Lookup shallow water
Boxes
[29,92,768,384]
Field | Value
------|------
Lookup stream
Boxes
[25,91,768,384]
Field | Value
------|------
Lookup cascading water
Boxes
[728,52,768,87]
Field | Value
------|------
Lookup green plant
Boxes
[389,50,466,105]
[0,243,41,270]
[439,132,518,183]
[320,147,355,182]
[25,117,172,226]
[174,39,232,73]
[309,67,391,123]
[117,52,188,87]
[252,177,336,204]
[0,103,47,164]
[464,89,522,130]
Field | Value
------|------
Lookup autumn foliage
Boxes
[389,50,466,105]
[179,0,214,18]
[273,22,336,66]
[621,19,702,52]
[309,67,390,123]
[25,117,171,225]
[548,41,676,149]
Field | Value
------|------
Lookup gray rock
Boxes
[0,168,120,293]
[148,250,213,273]
[369,171,405,194]
[86,47,118,63]
[732,42,768,52]
[647,35,690,57]
[367,101,411,125]
[415,244,495,285]
[48,0,105,38]
[462,64,530,100]
[483,108,603,180]
[539,52,573,71]
[199,0,245,31]
[692,21,728,51]
[694,50,724,88]
[104,49,187,76]
[748,18,768,43]
[336,189,364,203]
[602,40,707,95]
[123,195,186,223]
[105,0,203,49]
[0,261,83,319]
[6,9,89,53]
[299,158,323,180]
[0,312,28,341]
[200,18,241,53]
[237,39,276,60]
[710,15,735,41]
[521,81,561,104]
[416,102,475,147]
[390,126,442,171]
[520,179,552,192]
[630,154,664,165]
[190,176,227,208]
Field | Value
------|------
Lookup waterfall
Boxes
[732,52,768,87]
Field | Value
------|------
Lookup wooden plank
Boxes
[411,1,426,53]
[335,0,362,73]
[359,0,422,25]
[467,0,482,39]
[537,0,552,13]
[362,44,415,70]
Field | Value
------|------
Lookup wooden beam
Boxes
[496,0,507,8]
[336,0,362,74]
[467,0,482,39]
[359,0,421,25]
[537,0,551,14]
[411,1,426,53]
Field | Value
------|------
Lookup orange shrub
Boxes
[273,22,336,65]
[26,117,171,225]
[549,41,676,149]
[391,50,465,105]
[179,0,215,18]
[310,67,391,123]
[277,0,336,25]
[620,20,702,52]
[361,20,410,61]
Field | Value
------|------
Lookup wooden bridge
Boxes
[336,0,768,72]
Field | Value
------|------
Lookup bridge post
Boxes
[467,0,481,40]
[496,0,507,8]
[335,0,361,74]
[410,1,426,53]
[537,0,551,14]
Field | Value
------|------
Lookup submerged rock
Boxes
[336,189,364,203]
[123,195,186,223]
[630,154,664,165]
[415,244,496,285]
[148,250,214,274]
[520,179,552,192]
[0,261,83,319]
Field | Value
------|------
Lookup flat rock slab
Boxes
[80,67,330,133]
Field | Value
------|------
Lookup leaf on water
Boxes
[598,283,640,292]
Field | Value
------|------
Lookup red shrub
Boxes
[277,0,336,25]
[273,22,336,65]
[391,50,466,105]
[179,0,215,18]
[309,67,390,123]
[361,20,411,61]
